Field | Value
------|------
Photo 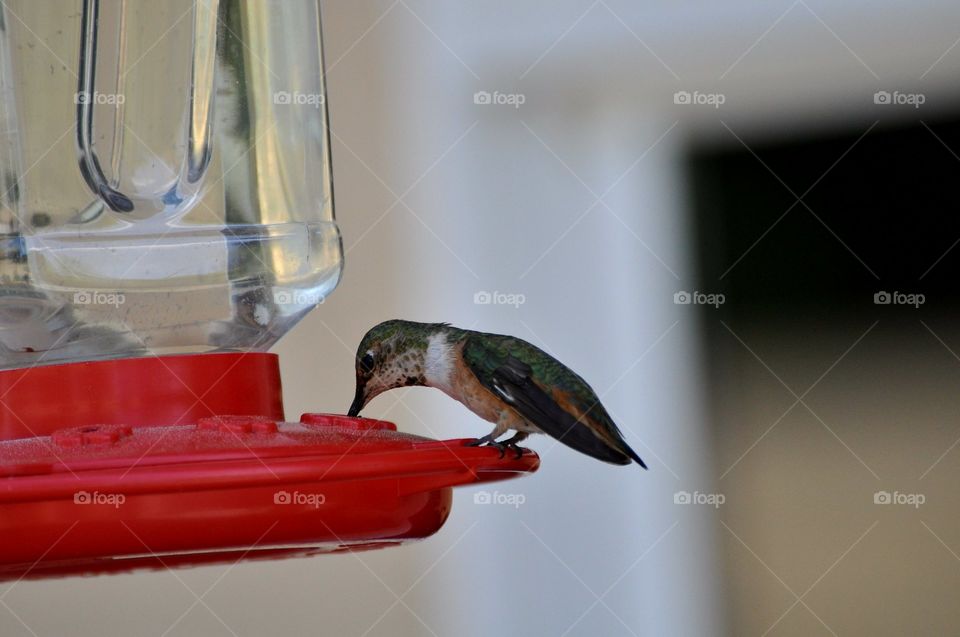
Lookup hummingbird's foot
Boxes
[464,432,528,459]
[498,432,529,459]
[464,434,511,458]
[464,433,498,448]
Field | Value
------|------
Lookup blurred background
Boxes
[6,0,960,635]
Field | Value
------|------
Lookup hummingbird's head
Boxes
[347,320,449,417]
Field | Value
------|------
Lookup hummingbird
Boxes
[347,320,647,468]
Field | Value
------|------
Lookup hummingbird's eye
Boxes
[359,352,375,374]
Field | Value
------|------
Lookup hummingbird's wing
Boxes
[462,335,644,467]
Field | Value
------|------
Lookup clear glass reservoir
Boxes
[0,0,341,368]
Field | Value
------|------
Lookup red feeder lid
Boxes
[0,353,538,581]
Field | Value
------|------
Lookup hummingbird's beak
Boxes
[347,379,366,417]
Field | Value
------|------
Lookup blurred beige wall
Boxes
[712,319,960,636]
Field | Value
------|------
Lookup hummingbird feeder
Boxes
[0,0,537,582]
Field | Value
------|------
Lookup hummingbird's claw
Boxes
[500,432,528,459]
[464,434,525,459]
[464,434,496,448]
[495,442,527,459]
[486,440,516,459]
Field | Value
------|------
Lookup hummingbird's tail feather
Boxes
[551,421,636,465]
[619,442,648,470]
[570,422,647,469]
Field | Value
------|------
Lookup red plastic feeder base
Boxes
[0,353,538,581]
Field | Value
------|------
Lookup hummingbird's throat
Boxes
[378,350,429,392]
